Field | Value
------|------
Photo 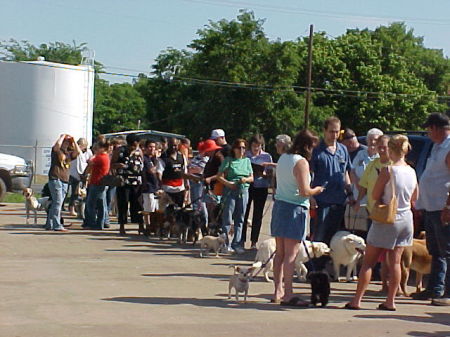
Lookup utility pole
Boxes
[304,24,314,129]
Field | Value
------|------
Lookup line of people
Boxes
[44,113,449,308]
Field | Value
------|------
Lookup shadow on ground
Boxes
[103,295,289,311]
[355,312,449,326]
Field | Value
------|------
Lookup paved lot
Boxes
[0,203,448,337]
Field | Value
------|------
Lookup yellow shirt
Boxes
[359,158,390,212]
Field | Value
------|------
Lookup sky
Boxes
[1,0,449,83]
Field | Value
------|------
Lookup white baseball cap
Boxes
[210,129,225,139]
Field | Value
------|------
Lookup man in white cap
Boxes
[210,129,231,157]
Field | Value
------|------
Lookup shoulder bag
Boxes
[369,166,398,225]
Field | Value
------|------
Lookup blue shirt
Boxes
[311,141,352,205]
[416,135,450,212]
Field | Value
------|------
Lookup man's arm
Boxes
[446,151,450,170]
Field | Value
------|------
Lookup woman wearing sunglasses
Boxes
[217,138,254,254]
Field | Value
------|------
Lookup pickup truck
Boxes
[0,153,34,201]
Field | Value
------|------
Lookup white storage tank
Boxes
[0,59,94,175]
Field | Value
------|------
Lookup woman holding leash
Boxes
[217,139,253,254]
[346,135,418,311]
[271,130,324,306]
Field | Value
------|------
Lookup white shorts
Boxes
[142,193,158,212]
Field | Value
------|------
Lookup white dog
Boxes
[330,231,366,282]
[252,237,330,282]
[198,234,227,257]
[228,266,255,303]
[22,188,50,224]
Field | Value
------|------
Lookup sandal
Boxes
[343,303,361,310]
[280,297,309,307]
[270,298,281,304]
[377,303,396,311]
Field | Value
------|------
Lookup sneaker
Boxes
[411,290,438,300]
[234,247,245,254]
[431,297,450,306]
[225,247,235,254]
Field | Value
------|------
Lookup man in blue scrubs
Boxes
[311,116,353,245]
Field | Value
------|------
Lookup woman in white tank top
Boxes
[346,135,419,311]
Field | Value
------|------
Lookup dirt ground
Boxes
[0,202,448,337]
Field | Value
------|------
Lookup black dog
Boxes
[308,271,331,307]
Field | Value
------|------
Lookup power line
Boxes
[181,0,450,26]
[3,60,449,101]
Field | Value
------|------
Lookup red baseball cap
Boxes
[201,139,222,153]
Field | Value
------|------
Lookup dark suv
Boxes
[359,131,432,179]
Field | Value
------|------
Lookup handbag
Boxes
[345,205,368,232]
[369,166,398,225]
[213,158,232,196]
[100,174,124,187]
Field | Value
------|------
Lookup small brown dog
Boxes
[400,236,431,296]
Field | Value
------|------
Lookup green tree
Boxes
[295,25,447,134]
[0,39,103,72]
[141,10,313,145]
[93,80,147,135]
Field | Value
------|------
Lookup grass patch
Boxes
[3,192,25,203]
[3,192,42,203]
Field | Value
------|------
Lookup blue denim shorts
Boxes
[270,199,307,241]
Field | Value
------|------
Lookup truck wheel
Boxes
[0,178,6,202]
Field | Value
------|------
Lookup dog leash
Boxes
[302,240,317,272]
[251,250,277,280]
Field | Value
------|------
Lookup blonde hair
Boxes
[388,135,411,156]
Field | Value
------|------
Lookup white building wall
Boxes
[0,61,94,174]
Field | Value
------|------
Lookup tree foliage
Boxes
[93,79,147,135]
[1,14,449,144]
[139,12,448,144]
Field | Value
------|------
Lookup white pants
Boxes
[142,193,158,212]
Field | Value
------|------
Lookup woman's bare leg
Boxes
[273,237,285,301]
[281,238,300,301]
[384,247,404,309]
[348,245,384,308]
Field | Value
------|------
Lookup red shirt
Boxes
[89,153,110,185]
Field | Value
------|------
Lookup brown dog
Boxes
[400,235,431,296]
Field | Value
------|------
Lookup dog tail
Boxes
[252,261,263,269]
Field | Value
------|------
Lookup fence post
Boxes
[34,140,38,184]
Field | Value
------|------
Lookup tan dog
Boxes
[400,236,431,296]
[22,188,50,224]
[228,266,255,303]
[198,234,226,257]
[252,237,331,282]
